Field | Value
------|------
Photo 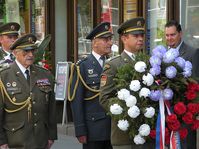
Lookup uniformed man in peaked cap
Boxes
[99,17,155,149]
[0,22,20,66]
[0,34,57,149]
[69,22,113,149]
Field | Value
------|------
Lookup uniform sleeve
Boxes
[0,78,8,145]
[99,62,117,112]
[70,65,87,137]
[48,74,57,140]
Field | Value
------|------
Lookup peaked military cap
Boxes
[0,22,20,35]
[10,34,37,50]
[86,22,113,40]
[117,17,145,35]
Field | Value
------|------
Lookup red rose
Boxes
[166,114,178,123]
[167,120,181,131]
[182,112,194,124]
[191,120,199,130]
[185,91,197,100]
[187,103,198,114]
[187,83,199,91]
[174,102,186,115]
[149,129,156,139]
[179,128,188,139]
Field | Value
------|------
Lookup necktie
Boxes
[10,53,15,61]
[100,56,105,67]
[25,69,30,85]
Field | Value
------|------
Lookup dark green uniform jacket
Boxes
[100,51,155,148]
[0,62,57,149]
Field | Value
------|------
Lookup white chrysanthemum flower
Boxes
[125,95,137,107]
[110,104,123,115]
[117,120,129,131]
[139,88,151,98]
[117,89,130,100]
[134,61,147,73]
[134,134,146,145]
[142,73,154,86]
[127,105,140,118]
[144,107,155,118]
[138,124,151,136]
[129,80,141,92]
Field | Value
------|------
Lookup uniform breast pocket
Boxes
[7,88,22,99]
[3,122,25,147]
[86,77,100,89]
[38,85,52,93]
[38,86,52,103]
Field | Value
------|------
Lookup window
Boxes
[77,0,92,57]
[0,0,46,41]
[146,0,167,51]
[101,0,119,56]
[180,0,199,48]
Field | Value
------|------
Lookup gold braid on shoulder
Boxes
[67,63,100,101]
[0,79,32,121]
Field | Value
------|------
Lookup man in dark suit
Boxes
[165,20,199,79]
[165,20,199,149]
[0,22,20,66]
[99,17,155,149]
[70,22,113,149]
[0,34,57,149]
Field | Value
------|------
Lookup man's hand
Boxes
[46,140,54,149]
[77,135,87,144]
[0,144,9,149]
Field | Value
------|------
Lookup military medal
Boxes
[12,82,17,87]
[6,82,11,87]
[100,75,107,87]
[88,69,94,75]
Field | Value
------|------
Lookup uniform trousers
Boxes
[83,140,112,149]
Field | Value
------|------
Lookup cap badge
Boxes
[28,37,34,43]
[11,25,15,30]
[105,25,109,30]
[137,21,142,27]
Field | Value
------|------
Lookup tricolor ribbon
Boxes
[155,99,181,149]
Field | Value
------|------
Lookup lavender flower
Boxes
[165,66,177,79]
[149,55,161,66]
[175,57,186,69]
[149,90,162,101]
[183,68,192,78]
[149,65,161,76]
[163,88,173,100]
[184,61,192,70]
[163,48,179,63]
[151,45,167,59]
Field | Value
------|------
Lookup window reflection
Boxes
[101,0,119,56]
[147,0,167,51]
[77,0,92,57]
[180,0,199,49]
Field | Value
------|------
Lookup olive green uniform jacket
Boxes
[100,51,155,148]
[0,62,57,149]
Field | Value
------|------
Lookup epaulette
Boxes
[76,56,88,65]
[0,63,10,72]
[35,64,50,71]
[107,55,121,62]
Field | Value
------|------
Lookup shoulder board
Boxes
[35,64,49,71]
[76,56,88,65]
[0,63,10,72]
[107,55,121,62]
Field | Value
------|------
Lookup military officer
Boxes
[0,34,57,149]
[69,22,113,149]
[99,17,155,149]
[0,22,20,67]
